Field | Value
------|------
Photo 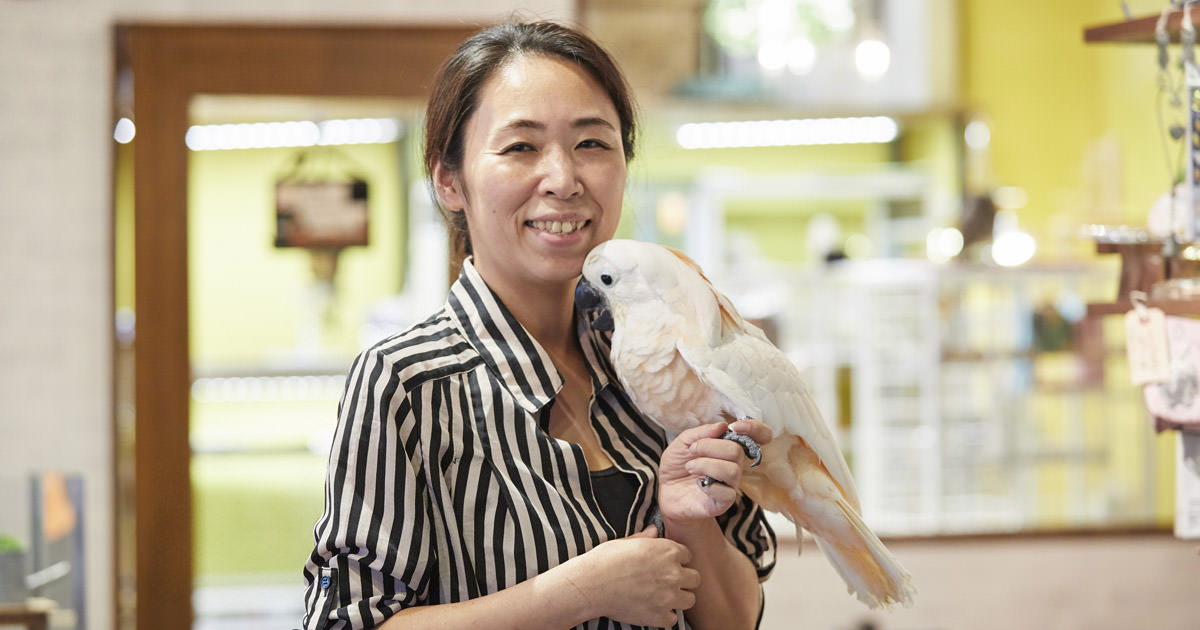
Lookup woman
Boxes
[301,20,776,630]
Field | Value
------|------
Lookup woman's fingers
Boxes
[691,434,744,462]
[687,454,742,486]
[658,420,772,521]
[586,535,700,626]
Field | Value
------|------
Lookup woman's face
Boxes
[436,53,627,296]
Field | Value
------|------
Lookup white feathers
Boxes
[581,239,915,609]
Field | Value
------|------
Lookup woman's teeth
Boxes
[527,220,588,235]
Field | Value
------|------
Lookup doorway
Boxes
[113,23,478,629]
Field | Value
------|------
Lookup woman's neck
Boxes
[519,295,580,362]
[475,265,609,466]
[478,268,580,357]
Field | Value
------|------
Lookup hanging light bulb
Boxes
[964,119,991,149]
[757,39,788,74]
[755,0,793,75]
[990,209,1037,267]
[854,0,890,82]
[855,36,890,81]
[113,117,136,144]
[705,0,858,80]
[786,36,817,75]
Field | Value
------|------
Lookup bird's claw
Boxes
[648,505,665,537]
[720,429,763,467]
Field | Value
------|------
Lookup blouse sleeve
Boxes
[716,493,778,582]
[301,346,435,629]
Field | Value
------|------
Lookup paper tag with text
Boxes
[1125,307,1171,385]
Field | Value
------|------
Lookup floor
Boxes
[189,533,1200,630]
[194,583,303,630]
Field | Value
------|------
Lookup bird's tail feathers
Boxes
[814,498,916,609]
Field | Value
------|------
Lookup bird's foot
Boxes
[647,505,665,537]
[720,429,763,467]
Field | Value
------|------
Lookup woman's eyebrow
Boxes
[497,119,543,133]
[572,117,617,131]
[496,117,617,133]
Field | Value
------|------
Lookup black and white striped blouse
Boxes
[301,259,777,630]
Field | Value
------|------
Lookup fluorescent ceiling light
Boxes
[185,117,402,151]
[676,116,898,149]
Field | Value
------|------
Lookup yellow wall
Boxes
[961,1,1166,260]
[960,1,1177,524]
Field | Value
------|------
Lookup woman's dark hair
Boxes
[423,21,638,256]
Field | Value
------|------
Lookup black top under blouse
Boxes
[589,466,640,530]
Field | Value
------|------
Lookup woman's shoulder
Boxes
[354,308,481,388]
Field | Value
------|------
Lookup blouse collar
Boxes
[447,258,616,413]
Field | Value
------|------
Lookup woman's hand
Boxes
[657,419,774,524]
[556,420,772,630]
[380,524,701,630]
[564,525,700,627]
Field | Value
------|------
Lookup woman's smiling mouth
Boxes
[525,219,591,235]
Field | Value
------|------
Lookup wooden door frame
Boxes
[114,23,479,629]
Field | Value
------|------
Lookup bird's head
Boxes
[579,239,744,343]
[576,239,684,333]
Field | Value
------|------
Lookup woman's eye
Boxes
[502,143,535,154]
[577,139,610,150]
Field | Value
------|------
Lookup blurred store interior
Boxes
[2,1,1200,629]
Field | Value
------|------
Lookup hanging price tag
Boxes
[1125,304,1171,385]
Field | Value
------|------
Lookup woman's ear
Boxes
[432,161,466,212]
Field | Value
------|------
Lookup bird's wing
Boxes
[677,333,861,509]
[660,244,860,506]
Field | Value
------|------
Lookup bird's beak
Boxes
[575,278,614,332]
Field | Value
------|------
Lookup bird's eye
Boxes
[599,273,614,286]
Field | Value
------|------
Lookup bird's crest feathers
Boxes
[663,246,745,340]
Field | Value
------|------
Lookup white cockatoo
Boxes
[575,239,915,609]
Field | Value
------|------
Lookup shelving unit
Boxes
[1087,298,1200,317]
[1084,8,1200,317]
[771,260,1160,536]
[1085,5,1200,44]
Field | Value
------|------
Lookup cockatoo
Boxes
[575,239,915,609]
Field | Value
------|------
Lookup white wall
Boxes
[0,2,570,628]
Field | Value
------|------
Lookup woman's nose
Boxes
[538,147,583,198]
